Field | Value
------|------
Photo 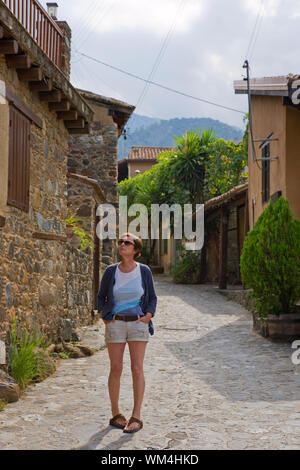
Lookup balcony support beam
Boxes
[39,90,62,102]
[6,54,31,69]
[17,67,43,81]
[56,110,78,120]
[64,118,85,129]
[49,100,70,111]
[29,79,53,92]
[0,39,19,54]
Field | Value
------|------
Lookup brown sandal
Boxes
[123,416,143,433]
[109,413,127,429]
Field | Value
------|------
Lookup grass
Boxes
[0,400,7,411]
[9,319,52,390]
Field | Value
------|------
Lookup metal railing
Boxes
[2,0,63,69]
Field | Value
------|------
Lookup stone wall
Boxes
[65,245,93,332]
[68,101,120,270]
[0,55,93,348]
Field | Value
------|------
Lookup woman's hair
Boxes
[119,232,143,260]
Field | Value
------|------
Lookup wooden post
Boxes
[93,204,100,313]
[218,206,229,289]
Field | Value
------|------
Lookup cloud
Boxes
[66,0,203,36]
[40,0,300,129]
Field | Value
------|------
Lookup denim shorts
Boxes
[105,318,149,344]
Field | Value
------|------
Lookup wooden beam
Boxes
[17,67,43,82]
[0,27,4,40]
[39,90,62,102]
[6,89,43,128]
[0,39,19,54]
[48,100,70,111]
[67,124,90,134]
[64,117,85,129]
[56,110,78,120]
[218,207,229,290]
[32,232,67,242]
[6,54,31,69]
[29,79,53,92]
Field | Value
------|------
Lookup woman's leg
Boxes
[107,342,127,424]
[125,341,148,431]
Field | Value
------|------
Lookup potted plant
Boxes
[240,197,300,342]
[65,216,92,251]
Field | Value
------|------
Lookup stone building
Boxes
[118,146,174,181]
[68,90,135,309]
[0,1,134,365]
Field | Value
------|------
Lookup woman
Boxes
[97,232,157,433]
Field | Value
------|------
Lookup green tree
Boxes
[240,197,300,320]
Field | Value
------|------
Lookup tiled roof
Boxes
[204,183,248,212]
[192,183,248,221]
[127,146,175,161]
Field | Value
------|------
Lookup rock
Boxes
[54,343,64,353]
[63,343,85,358]
[61,319,72,342]
[0,370,20,403]
[71,329,81,342]
[38,280,58,307]
[46,344,56,355]
[77,345,94,356]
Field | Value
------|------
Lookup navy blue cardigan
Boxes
[97,263,157,335]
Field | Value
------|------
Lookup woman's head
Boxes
[117,232,143,261]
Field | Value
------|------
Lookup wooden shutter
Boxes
[7,105,31,212]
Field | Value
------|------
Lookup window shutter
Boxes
[7,105,31,212]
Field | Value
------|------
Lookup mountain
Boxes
[118,115,244,160]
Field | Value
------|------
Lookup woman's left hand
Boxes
[136,312,152,324]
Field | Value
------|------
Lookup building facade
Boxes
[234,75,300,228]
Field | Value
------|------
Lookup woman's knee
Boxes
[110,363,123,377]
[131,363,144,376]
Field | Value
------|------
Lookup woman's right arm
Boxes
[97,268,110,312]
[97,268,115,323]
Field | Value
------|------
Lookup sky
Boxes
[41,0,300,130]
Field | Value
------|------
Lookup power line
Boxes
[74,49,247,114]
[245,0,265,60]
[132,0,186,123]
[248,5,265,62]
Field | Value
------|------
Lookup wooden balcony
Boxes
[2,0,63,69]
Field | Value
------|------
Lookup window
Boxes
[7,105,31,212]
[262,142,270,204]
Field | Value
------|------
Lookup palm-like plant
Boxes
[172,129,216,208]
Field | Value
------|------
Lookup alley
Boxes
[1,276,300,450]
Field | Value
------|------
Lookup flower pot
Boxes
[253,312,300,342]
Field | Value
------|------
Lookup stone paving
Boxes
[1,275,300,450]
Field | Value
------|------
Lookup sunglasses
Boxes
[117,239,135,246]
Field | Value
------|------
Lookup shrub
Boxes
[173,243,202,283]
[9,319,52,390]
[240,197,300,320]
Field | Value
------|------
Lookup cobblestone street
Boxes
[1,275,300,450]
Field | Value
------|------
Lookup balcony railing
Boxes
[2,0,63,69]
